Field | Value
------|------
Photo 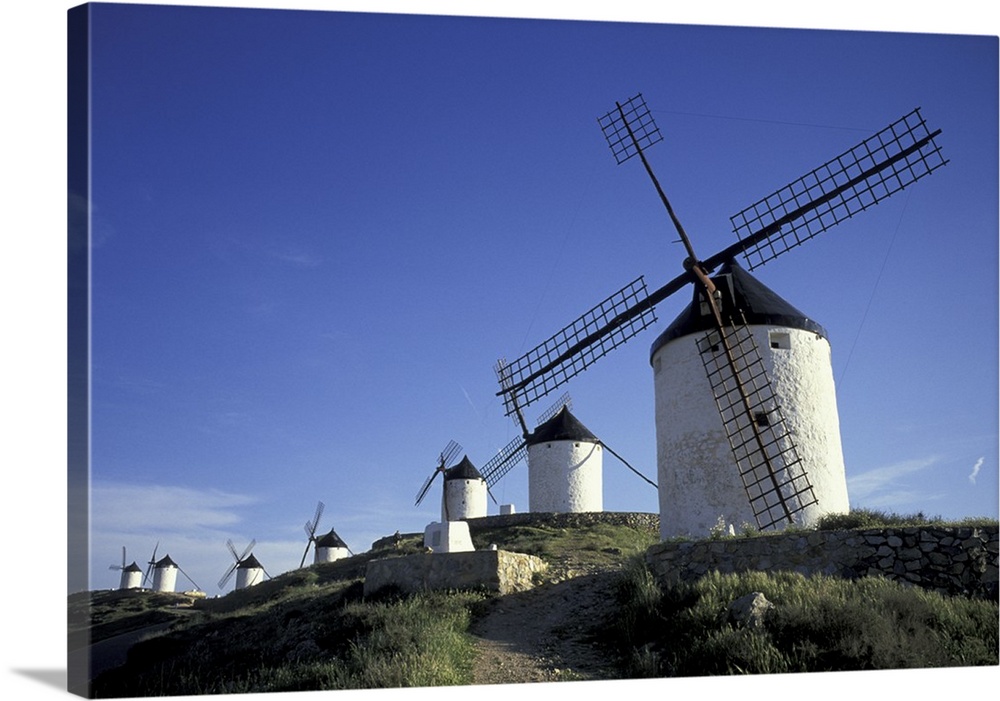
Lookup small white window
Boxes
[769,331,791,350]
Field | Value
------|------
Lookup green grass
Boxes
[470,521,660,580]
[90,581,484,696]
[814,508,999,531]
[607,564,999,677]
[88,522,657,696]
[83,516,996,694]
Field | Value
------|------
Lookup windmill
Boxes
[218,539,269,591]
[313,527,354,563]
[109,546,143,590]
[479,389,572,491]
[414,440,489,521]
[495,94,946,536]
[483,384,655,513]
[414,439,463,513]
[150,554,202,593]
[298,500,326,569]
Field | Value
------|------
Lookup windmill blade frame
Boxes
[480,390,575,489]
[497,106,946,415]
[218,563,238,590]
[729,108,947,271]
[414,440,463,506]
[110,545,127,571]
[143,542,159,588]
[494,277,658,415]
[220,538,256,589]
[480,434,529,489]
[299,501,326,568]
[697,313,819,528]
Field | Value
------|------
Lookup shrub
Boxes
[605,566,999,677]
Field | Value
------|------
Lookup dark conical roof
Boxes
[315,528,348,548]
[123,562,143,573]
[444,455,484,481]
[526,406,598,446]
[155,555,177,568]
[238,554,263,569]
[649,259,827,362]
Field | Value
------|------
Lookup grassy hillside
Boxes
[81,514,997,696]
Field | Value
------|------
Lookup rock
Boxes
[728,592,773,630]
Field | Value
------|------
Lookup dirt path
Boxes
[468,570,624,685]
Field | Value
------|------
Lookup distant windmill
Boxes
[219,539,269,591]
[313,527,353,563]
[481,387,654,513]
[414,440,492,521]
[414,440,463,514]
[149,554,202,593]
[495,93,946,536]
[109,546,143,590]
[298,500,326,569]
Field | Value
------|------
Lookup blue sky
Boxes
[75,3,999,595]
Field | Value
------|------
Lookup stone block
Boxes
[363,549,547,597]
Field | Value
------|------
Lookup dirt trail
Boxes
[468,570,624,685]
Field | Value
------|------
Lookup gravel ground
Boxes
[468,570,625,685]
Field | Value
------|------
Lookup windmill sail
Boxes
[299,500,326,568]
[219,538,255,590]
[697,313,818,529]
[414,440,462,507]
[495,278,658,416]
[497,103,946,416]
[480,391,573,488]
[730,108,947,271]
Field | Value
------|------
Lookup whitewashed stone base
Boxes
[423,520,474,553]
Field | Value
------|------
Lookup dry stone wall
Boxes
[363,550,547,597]
[646,525,999,599]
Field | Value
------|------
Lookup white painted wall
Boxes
[152,565,178,593]
[315,546,349,563]
[652,324,849,538]
[120,569,143,590]
[442,478,488,520]
[423,520,475,553]
[236,566,264,590]
[528,439,603,513]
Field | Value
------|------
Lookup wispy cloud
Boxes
[271,247,323,268]
[847,455,940,507]
[91,482,259,535]
[89,482,310,592]
[969,456,984,484]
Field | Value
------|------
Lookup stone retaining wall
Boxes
[646,525,999,599]
[363,549,547,597]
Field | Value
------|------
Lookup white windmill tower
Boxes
[494,94,946,538]
[109,547,143,590]
[149,555,179,593]
[219,539,268,592]
[313,528,353,563]
[525,405,603,513]
[414,441,477,553]
[141,545,202,593]
[298,501,355,565]
[442,456,488,520]
[483,388,656,514]
[650,260,849,535]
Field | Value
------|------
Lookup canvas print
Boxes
[67,2,998,698]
